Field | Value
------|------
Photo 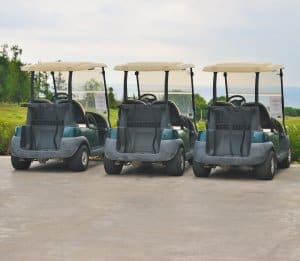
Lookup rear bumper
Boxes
[11,136,87,159]
[193,141,273,166]
[104,138,182,162]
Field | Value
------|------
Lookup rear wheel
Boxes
[255,151,277,180]
[278,148,291,169]
[193,161,211,177]
[104,156,123,175]
[166,147,185,176]
[11,156,31,170]
[68,145,89,171]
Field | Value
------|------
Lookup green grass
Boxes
[286,117,300,161]
[0,103,300,160]
[0,104,27,154]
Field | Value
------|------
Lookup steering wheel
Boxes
[228,95,246,106]
[52,92,69,102]
[140,93,157,103]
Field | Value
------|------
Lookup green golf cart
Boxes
[104,62,197,176]
[11,61,110,171]
[193,63,291,179]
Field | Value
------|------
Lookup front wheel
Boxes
[68,145,89,171]
[11,156,31,170]
[166,147,185,176]
[104,156,123,175]
[193,161,211,177]
[255,150,277,180]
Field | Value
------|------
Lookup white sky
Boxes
[1,0,300,86]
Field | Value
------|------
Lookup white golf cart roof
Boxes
[203,63,283,73]
[114,62,194,71]
[21,61,107,72]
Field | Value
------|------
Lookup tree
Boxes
[108,87,120,108]
[208,96,227,105]
[0,43,30,103]
[10,45,22,61]
[55,72,66,91]
[194,94,207,120]
[34,72,52,100]
[83,78,103,109]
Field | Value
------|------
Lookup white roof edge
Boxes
[203,63,284,73]
[114,62,195,71]
[21,61,107,72]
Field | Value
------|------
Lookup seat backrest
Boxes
[58,100,86,124]
[206,105,259,156]
[117,103,165,153]
[242,102,273,129]
[152,101,182,126]
[71,100,86,124]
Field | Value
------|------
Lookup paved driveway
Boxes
[0,157,299,260]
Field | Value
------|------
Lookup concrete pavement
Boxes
[0,157,300,260]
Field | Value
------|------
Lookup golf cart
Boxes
[193,63,291,179]
[104,62,197,176]
[11,61,110,171]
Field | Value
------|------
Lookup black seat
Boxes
[152,101,182,126]
[243,102,273,129]
[58,100,86,124]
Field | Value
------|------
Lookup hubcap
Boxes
[180,153,185,170]
[288,149,292,163]
[270,157,275,174]
[82,151,88,167]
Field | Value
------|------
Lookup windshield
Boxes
[218,71,282,119]
[33,70,107,115]
[126,70,193,117]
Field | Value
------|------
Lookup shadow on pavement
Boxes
[113,162,193,178]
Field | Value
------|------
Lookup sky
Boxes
[1,0,300,87]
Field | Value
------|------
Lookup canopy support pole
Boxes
[190,68,197,131]
[123,71,128,102]
[30,71,35,102]
[164,71,169,103]
[255,72,259,104]
[135,71,141,99]
[102,67,111,128]
[224,72,229,101]
[213,72,217,105]
[68,71,73,101]
[51,71,57,96]
[280,69,287,133]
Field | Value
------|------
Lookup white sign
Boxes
[269,96,282,118]
[95,92,107,112]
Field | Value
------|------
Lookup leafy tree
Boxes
[55,72,66,91]
[194,94,207,120]
[34,72,52,100]
[0,43,30,103]
[208,96,227,105]
[285,107,300,117]
[83,78,103,109]
[108,87,120,108]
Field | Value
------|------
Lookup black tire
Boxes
[255,150,277,180]
[278,148,291,169]
[188,157,193,165]
[11,156,31,170]
[68,145,89,171]
[166,147,185,176]
[193,161,211,177]
[104,156,123,175]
